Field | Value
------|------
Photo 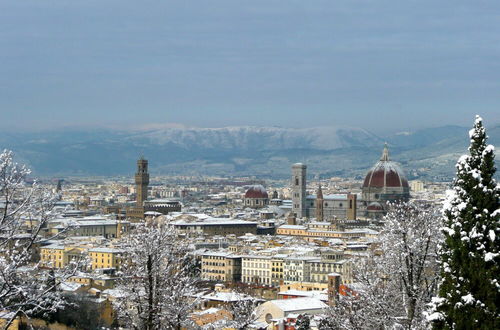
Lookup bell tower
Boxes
[316,184,324,221]
[135,156,149,206]
[292,163,307,218]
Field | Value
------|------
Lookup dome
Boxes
[367,202,384,211]
[245,185,269,199]
[362,145,409,189]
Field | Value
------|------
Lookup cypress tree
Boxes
[430,115,499,329]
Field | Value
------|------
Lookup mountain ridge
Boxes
[1,124,498,180]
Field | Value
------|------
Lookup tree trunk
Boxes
[147,254,154,330]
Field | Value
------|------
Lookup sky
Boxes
[0,0,499,133]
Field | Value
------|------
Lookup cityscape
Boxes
[0,1,499,330]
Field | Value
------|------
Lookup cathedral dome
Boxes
[362,145,409,189]
[245,185,269,199]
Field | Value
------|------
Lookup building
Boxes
[362,144,410,216]
[201,252,242,282]
[40,244,86,269]
[241,255,273,285]
[290,144,409,220]
[410,180,424,192]
[291,163,307,218]
[309,259,352,284]
[126,157,181,220]
[255,297,328,326]
[135,157,149,206]
[48,217,130,239]
[243,185,269,208]
[172,218,258,236]
[276,224,379,241]
[88,247,124,270]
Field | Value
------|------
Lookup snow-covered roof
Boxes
[59,281,84,292]
[172,218,257,226]
[278,225,307,230]
[102,288,128,298]
[88,247,124,253]
[268,297,327,312]
[278,290,328,301]
[201,291,254,302]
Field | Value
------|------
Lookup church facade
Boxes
[291,145,410,220]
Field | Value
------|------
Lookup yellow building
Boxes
[89,247,124,270]
[68,274,116,290]
[201,252,242,282]
[40,245,86,269]
[270,258,284,286]
[40,245,65,268]
[276,225,379,241]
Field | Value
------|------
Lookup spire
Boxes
[317,183,323,199]
[381,143,389,161]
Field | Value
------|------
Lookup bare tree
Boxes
[218,294,263,330]
[322,201,442,329]
[0,150,78,329]
[114,220,200,330]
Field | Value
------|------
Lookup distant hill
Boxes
[1,124,498,180]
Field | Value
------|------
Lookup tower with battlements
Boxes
[135,157,149,206]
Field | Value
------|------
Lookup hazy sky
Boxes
[1,0,499,133]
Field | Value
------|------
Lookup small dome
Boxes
[245,185,268,199]
[367,202,384,211]
[363,145,409,189]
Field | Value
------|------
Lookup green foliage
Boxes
[295,314,311,330]
[432,116,500,329]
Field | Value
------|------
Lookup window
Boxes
[295,177,299,185]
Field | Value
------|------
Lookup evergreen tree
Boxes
[295,314,311,330]
[429,115,499,329]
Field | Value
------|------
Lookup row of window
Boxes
[202,262,225,267]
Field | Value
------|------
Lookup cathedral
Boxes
[291,144,410,220]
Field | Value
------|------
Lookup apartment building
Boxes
[241,255,273,285]
[201,252,242,282]
[88,247,124,270]
[40,244,86,268]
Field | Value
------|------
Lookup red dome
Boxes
[363,145,409,189]
[367,202,384,211]
[245,185,269,199]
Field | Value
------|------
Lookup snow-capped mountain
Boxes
[0,124,498,179]
[124,126,382,151]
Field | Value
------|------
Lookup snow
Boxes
[269,297,328,312]
[483,144,495,154]
[461,294,474,304]
[488,230,496,242]
[426,312,444,321]
[484,252,498,262]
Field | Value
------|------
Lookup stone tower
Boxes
[316,184,324,221]
[292,163,307,218]
[135,157,149,206]
[347,193,357,220]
